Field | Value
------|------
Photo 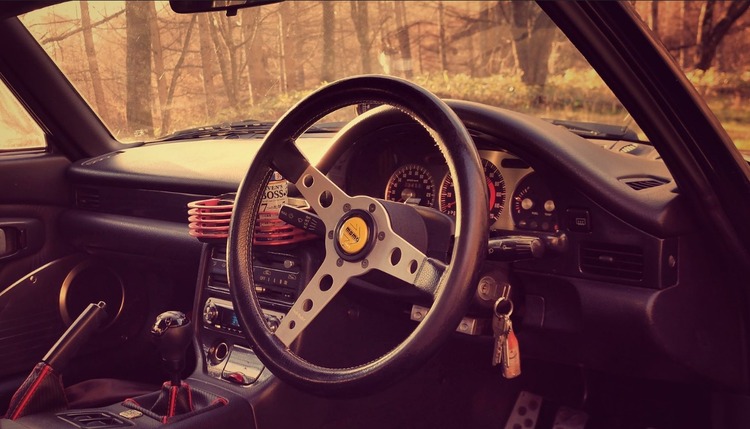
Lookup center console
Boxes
[196,243,322,386]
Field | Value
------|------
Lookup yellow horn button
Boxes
[338,217,369,255]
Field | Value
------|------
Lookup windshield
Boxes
[21,1,642,143]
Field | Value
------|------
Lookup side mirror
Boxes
[169,0,282,16]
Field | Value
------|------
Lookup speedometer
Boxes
[385,164,435,207]
[439,159,506,222]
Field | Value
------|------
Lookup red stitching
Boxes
[10,364,52,420]
[168,385,178,417]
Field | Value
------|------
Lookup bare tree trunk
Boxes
[162,16,196,132]
[125,1,153,137]
[695,0,750,71]
[350,1,372,73]
[243,7,272,106]
[277,9,288,94]
[148,2,168,132]
[394,1,413,78]
[509,2,555,88]
[437,1,448,71]
[198,14,218,118]
[679,1,686,68]
[650,1,659,35]
[321,2,336,82]
[279,2,301,91]
[210,15,239,112]
[79,0,108,123]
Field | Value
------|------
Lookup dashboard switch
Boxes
[566,209,591,232]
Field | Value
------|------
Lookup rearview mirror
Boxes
[170,0,282,16]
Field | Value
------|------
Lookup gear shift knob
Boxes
[151,311,192,386]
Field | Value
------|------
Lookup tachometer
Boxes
[439,159,506,222]
[385,164,435,207]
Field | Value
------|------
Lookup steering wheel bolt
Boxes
[343,203,351,212]
[336,258,344,267]
[361,259,369,269]
[378,232,385,241]
[328,231,334,239]
[369,204,376,213]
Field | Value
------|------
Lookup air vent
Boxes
[621,177,669,191]
[75,187,101,209]
[580,242,644,281]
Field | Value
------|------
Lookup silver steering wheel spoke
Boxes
[274,254,355,347]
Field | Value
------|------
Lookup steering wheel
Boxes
[228,75,488,395]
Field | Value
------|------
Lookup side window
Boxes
[0,79,45,151]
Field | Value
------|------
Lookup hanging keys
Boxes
[491,285,512,367]
[503,324,522,379]
[491,285,521,378]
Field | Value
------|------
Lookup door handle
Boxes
[0,218,43,261]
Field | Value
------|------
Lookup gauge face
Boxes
[439,159,506,222]
[511,173,559,232]
[385,164,435,207]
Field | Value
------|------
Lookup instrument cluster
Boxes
[383,151,560,233]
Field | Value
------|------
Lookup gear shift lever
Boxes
[150,311,192,387]
[120,311,228,421]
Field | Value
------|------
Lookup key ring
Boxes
[493,296,514,318]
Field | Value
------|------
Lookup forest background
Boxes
[9,1,750,152]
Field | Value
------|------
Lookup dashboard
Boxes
[60,100,743,391]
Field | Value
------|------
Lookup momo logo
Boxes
[338,216,369,255]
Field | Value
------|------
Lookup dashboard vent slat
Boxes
[580,242,644,281]
[621,177,669,191]
[75,188,101,209]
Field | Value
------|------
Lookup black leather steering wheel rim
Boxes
[228,75,488,396]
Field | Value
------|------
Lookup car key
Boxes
[492,286,513,367]
[502,320,521,379]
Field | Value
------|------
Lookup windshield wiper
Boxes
[157,119,344,142]
[545,119,645,142]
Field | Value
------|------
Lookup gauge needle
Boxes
[487,178,496,209]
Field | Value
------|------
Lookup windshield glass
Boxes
[21,1,642,143]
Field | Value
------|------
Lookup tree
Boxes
[209,14,241,112]
[148,2,168,132]
[394,1,413,78]
[79,0,109,123]
[321,2,335,82]
[125,2,154,137]
[350,1,372,74]
[695,0,750,71]
[242,7,273,106]
[508,2,556,88]
[198,14,218,117]
[162,16,197,132]
[437,1,448,71]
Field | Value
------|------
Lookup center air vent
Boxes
[580,242,644,281]
[75,187,101,209]
[621,177,669,191]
